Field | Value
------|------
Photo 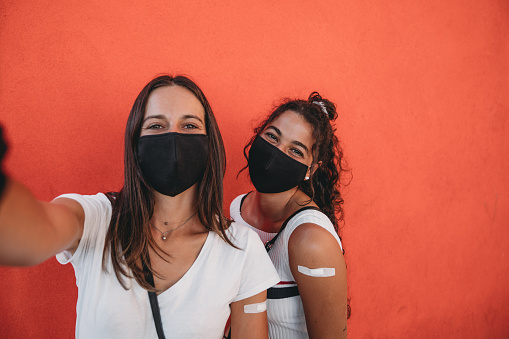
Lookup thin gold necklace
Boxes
[150,211,197,241]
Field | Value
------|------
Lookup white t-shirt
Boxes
[230,194,342,339]
[56,193,279,339]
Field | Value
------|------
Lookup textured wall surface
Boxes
[1,0,508,337]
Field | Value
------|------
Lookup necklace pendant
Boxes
[151,211,197,243]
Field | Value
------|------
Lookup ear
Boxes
[306,161,322,179]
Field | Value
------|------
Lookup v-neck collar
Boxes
[146,231,213,301]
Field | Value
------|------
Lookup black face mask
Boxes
[248,135,309,194]
[137,132,208,197]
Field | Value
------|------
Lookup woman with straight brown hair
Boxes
[0,75,279,338]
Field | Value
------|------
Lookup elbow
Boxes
[0,251,51,267]
[0,239,57,267]
[0,252,50,267]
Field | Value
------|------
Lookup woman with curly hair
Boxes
[230,92,349,338]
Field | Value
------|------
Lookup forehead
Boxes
[267,110,315,147]
[144,85,205,119]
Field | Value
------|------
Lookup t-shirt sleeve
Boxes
[55,193,112,268]
[229,194,244,222]
[233,228,280,302]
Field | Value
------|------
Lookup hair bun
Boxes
[308,92,338,121]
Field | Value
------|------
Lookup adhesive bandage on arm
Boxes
[298,265,336,277]
[243,301,267,313]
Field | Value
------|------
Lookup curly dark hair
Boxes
[241,92,351,318]
[242,92,348,233]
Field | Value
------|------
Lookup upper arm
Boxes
[230,291,269,339]
[50,197,85,253]
[288,223,348,339]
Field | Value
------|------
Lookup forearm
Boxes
[0,179,81,266]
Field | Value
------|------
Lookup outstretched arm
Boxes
[0,126,84,266]
[0,180,84,266]
[289,223,348,338]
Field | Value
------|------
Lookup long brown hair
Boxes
[103,75,233,290]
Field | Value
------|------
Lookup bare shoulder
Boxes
[288,222,343,264]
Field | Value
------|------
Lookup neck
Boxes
[248,188,299,233]
[151,183,199,229]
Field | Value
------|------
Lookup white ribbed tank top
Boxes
[230,194,342,339]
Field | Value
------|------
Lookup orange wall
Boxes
[1,0,508,337]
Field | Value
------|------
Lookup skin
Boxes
[0,85,269,339]
[0,179,82,266]
[241,110,348,338]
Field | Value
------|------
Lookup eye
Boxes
[290,148,304,157]
[183,123,198,129]
[147,123,164,130]
[265,132,278,142]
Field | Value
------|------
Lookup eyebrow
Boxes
[266,125,282,136]
[143,114,166,123]
[266,126,309,153]
[182,114,204,124]
[143,114,204,124]
[292,140,309,153]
